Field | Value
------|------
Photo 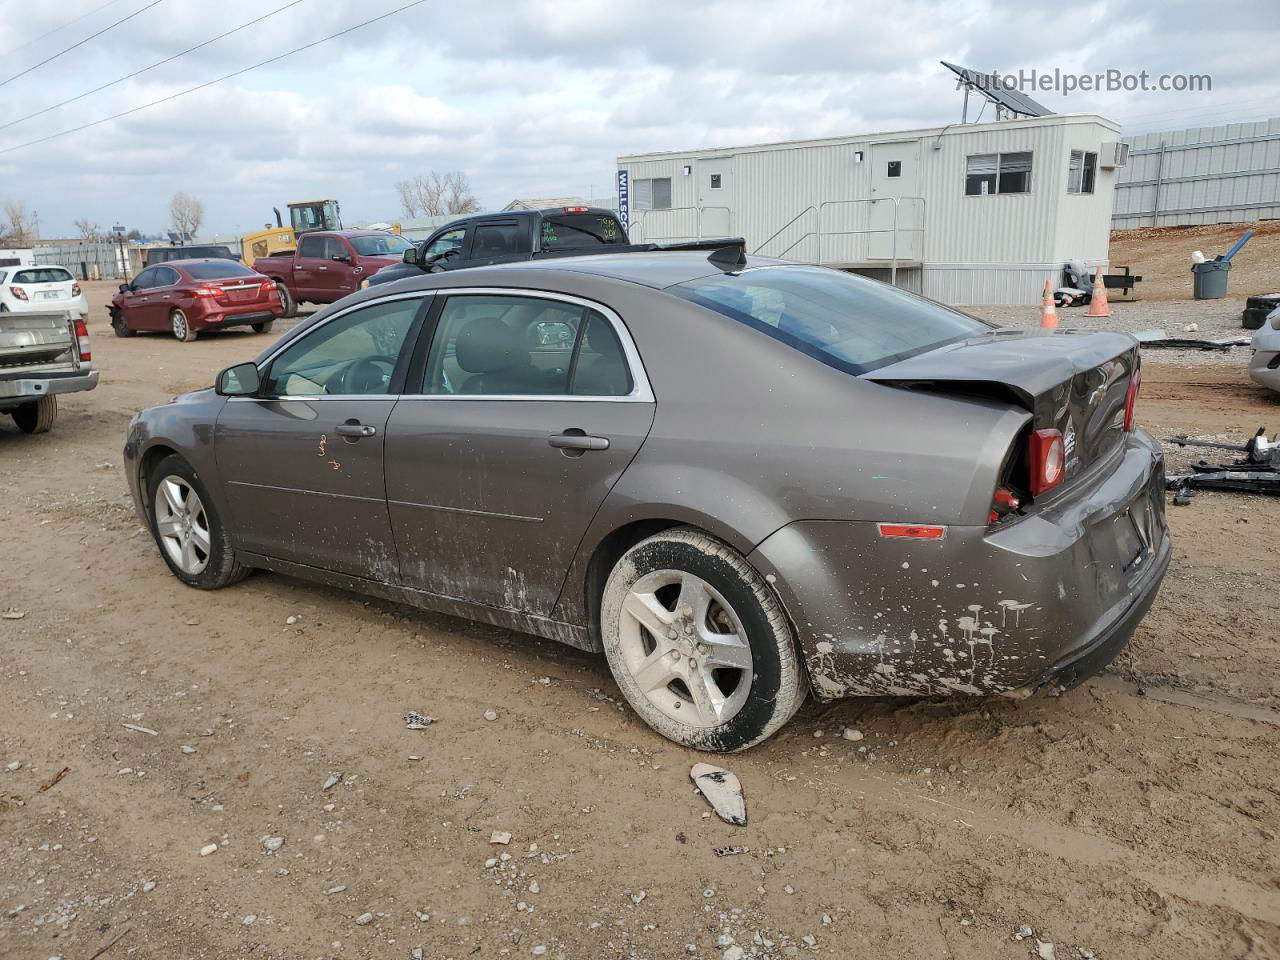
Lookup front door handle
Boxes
[336,422,376,439]
[548,431,609,451]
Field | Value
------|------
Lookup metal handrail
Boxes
[816,196,927,286]
[629,205,732,243]
[696,206,732,240]
[752,205,816,255]
[628,206,698,242]
[776,231,818,261]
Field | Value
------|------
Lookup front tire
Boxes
[146,454,249,589]
[11,395,57,434]
[111,308,135,337]
[252,320,274,334]
[600,528,806,752]
[171,309,197,342]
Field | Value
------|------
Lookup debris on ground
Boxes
[1037,940,1057,960]
[483,708,498,721]
[1,609,25,620]
[404,711,433,730]
[121,723,158,736]
[712,845,748,857]
[261,836,285,852]
[489,830,512,845]
[354,912,374,926]
[38,766,70,792]
[322,773,342,791]
[842,727,864,742]
[690,763,747,826]
[1166,427,1280,496]
[199,844,218,857]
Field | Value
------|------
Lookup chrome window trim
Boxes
[403,286,655,403]
[255,290,434,369]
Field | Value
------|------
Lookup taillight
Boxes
[72,282,82,296]
[1123,368,1141,432]
[10,286,27,300]
[192,286,220,298]
[562,206,589,213]
[74,317,91,362]
[1029,428,1065,496]
[987,486,1022,526]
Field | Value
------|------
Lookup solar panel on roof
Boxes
[941,61,1053,119]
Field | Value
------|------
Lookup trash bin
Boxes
[1192,260,1230,299]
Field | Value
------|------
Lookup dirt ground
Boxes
[1109,220,1280,301]
[2,280,1279,960]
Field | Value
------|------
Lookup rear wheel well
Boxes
[583,519,692,646]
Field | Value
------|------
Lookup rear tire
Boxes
[111,308,135,337]
[276,283,297,319]
[146,454,249,589]
[11,395,57,434]
[600,527,806,752]
[171,309,197,342]
[252,320,274,334]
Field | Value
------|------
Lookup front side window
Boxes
[471,223,523,258]
[422,294,631,397]
[965,152,1033,195]
[298,235,325,258]
[672,265,991,376]
[131,268,157,290]
[1067,150,1098,194]
[324,236,351,260]
[425,227,465,260]
[264,298,422,397]
[633,177,672,211]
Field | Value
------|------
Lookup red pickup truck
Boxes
[252,230,413,316]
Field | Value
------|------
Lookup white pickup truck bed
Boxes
[0,310,98,433]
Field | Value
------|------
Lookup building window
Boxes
[633,177,672,211]
[710,174,722,189]
[965,152,1033,196]
[886,161,901,178]
[1067,150,1097,194]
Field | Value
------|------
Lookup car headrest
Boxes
[455,316,527,374]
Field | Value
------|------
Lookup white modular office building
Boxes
[617,113,1124,305]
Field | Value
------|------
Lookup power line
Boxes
[0,0,128,59]
[0,0,168,89]
[0,0,430,157]
[0,0,309,132]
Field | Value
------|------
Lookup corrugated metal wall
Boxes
[33,242,143,280]
[1114,117,1280,228]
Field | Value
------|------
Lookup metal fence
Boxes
[1113,117,1280,229]
[32,242,143,280]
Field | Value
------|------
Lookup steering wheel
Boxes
[342,355,396,394]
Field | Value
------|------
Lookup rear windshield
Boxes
[540,214,625,251]
[350,234,412,256]
[671,265,992,375]
[184,261,255,280]
[14,267,73,284]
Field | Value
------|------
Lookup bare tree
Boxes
[2,201,36,246]
[73,218,103,242]
[169,191,205,240]
[394,171,479,218]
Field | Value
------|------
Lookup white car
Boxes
[1249,306,1280,393]
[0,265,89,318]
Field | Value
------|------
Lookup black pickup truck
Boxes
[366,206,632,287]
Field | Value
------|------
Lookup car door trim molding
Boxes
[398,286,655,403]
[228,479,386,505]
[387,498,544,524]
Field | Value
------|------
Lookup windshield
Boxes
[185,261,255,280]
[350,234,412,256]
[671,266,992,375]
[541,214,626,250]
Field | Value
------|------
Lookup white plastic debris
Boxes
[354,912,374,926]
[199,843,218,857]
[490,830,512,845]
[690,763,747,826]
[322,773,342,791]
[483,709,498,722]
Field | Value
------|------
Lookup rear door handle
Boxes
[548,432,609,451]
[335,422,377,438]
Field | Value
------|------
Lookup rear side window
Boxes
[671,266,991,375]
[14,267,73,283]
[540,215,625,251]
[471,223,523,258]
[185,261,255,280]
[153,267,180,286]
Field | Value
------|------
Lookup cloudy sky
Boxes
[0,0,1276,237]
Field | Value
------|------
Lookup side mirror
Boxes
[118,283,131,294]
[216,362,261,397]
[402,247,418,265]
[331,254,351,263]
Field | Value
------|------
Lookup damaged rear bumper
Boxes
[748,430,1169,700]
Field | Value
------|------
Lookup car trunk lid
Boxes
[863,329,1139,481]
[206,277,273,305]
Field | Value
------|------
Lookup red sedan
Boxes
[110,259,283,342]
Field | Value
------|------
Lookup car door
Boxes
[384,290,656,617]
[321,235,359,299]
[293,234,327,299]
[147,266,182,327]
[120,268,159,328]
[214,293,431,580]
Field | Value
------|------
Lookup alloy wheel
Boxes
[172,310,189,340]
[154,475,211,575]
[616,570,754,727]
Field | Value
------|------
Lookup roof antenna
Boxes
[708,240,747,270]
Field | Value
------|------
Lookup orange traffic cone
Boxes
[1086,268,1111,318]
[1039,278,1059,329]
